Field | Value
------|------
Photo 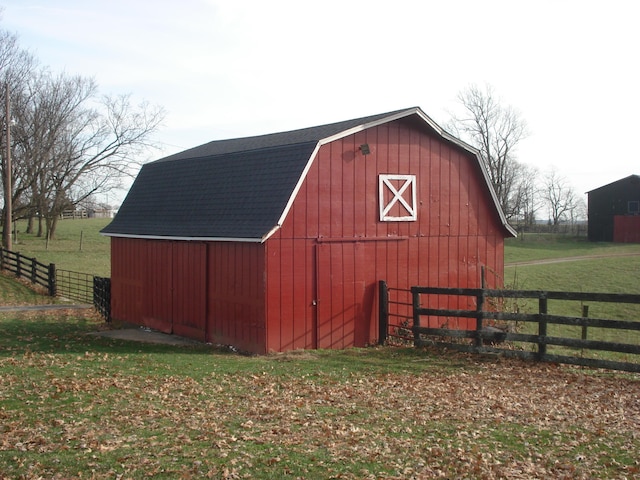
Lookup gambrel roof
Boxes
[101,107,516,241]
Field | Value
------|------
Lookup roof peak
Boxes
[156,107,420,163]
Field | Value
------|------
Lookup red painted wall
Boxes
[264,118,507,351]
[111,238,208,341]
[613,215,640,243]
[207,242,266,353]
[111,237,144,324]
[111,238,267,351]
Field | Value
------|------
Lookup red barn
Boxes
[588,174,640,242]
[101,107,515,353]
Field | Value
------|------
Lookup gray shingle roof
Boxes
[102,142,317,239]
[157,108,412,162]
[102,108,416,240]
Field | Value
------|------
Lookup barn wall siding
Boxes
[111,237,144,324]
[266,119,505,348]
[143,240,173,333]
[207,242,267,353]
[111,238,208,339]
[172,242,207,341]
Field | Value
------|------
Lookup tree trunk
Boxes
[37,214,43,238]
[46,215,59,240]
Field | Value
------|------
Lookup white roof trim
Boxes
[101,232,263,243]
[262,142,323,243]
[261,224,282,243]
[413,109,517,237]
[318,107,423,146]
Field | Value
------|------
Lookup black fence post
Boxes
[15,252,21,278]
[93,276,111,322]
[475,289,485,348]
[48,263,57,297]
[537,294,548,361]
[0,247,4,269]
[411,287,423,348]
[378,280,388,345]
[31,258,37,284]
[581,305,589,341]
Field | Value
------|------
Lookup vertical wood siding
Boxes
[613,215,640,243]
[207,242,266,353]
[267,118,507,349]
[111,237,144,324]
[110,238,207,340]
[172,242,207,341]
[143,240,173,332]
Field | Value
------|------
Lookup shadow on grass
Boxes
[0,311,480,379]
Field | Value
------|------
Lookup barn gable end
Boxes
[588,174,640,242]
[103,107,515,353]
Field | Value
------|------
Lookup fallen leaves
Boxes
[1,340,639,479]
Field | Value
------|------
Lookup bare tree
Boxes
[46,93,165,237]
[0,26,37,246]
[510,163,541,228]
[11,71,97,235]
[543,169,578,228]
[12,73,165,238]
[1,17,166,241]
[447,84,528,219]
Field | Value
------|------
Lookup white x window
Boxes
[379,174,417,221]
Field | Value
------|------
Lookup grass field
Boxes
[504,233,640,264]
[0,312,638,479]
[8,217,112,276]
[501,235,640,364]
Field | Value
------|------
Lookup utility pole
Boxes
[3,82,12,250]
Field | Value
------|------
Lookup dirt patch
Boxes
[88,325,202,346]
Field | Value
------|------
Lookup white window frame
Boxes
[379,174,417,222]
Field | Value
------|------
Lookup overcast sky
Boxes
[1,0,638,207]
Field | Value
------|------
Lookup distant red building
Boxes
[102,107,515,353]
[588,175,640,243]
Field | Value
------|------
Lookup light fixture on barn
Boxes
[359,143,370,155]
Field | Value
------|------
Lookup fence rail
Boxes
[0,247,110,321]
[56,269,94,304]
[0,248,56,295]
[407,286,640,373]
[378,281,414,345]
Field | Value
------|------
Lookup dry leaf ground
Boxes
[0,313,639,479]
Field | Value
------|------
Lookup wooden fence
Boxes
[379,281,640,373]
[0,247,111,321]
[0,248,56,296]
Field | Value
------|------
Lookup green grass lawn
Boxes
[503,235,640,363]
[504,233,640,264]
[0,273,56,305]
[8,217,112,276]
[0,312,638,479]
